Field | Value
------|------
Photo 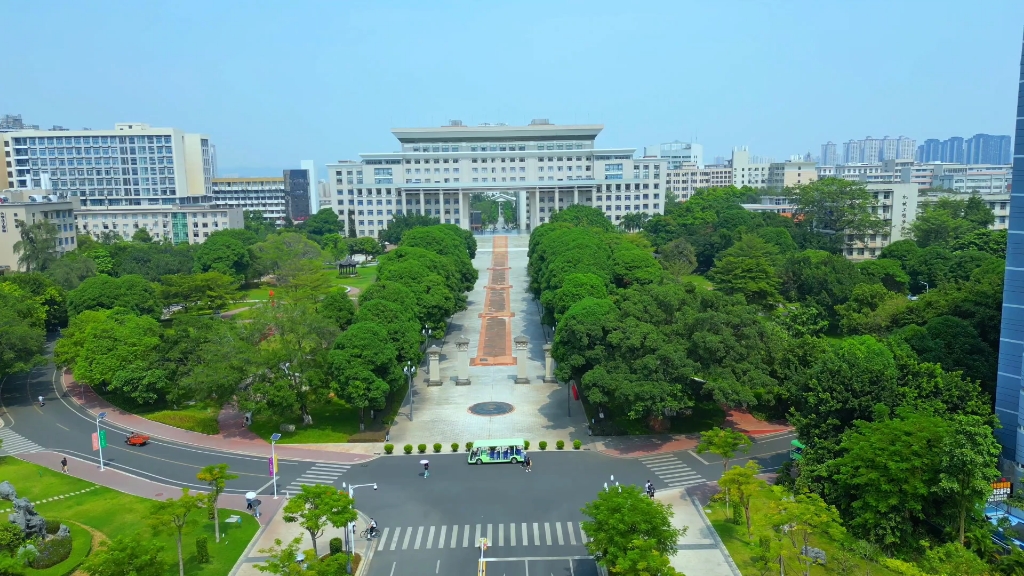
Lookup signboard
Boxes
[91,433,98,451]
[268,455,278,477]
[991,480,1012,502]
[99,430,107,448]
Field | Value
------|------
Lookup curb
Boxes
[354,509,374,576]
[688,490,743,576]
[229,503,278,576]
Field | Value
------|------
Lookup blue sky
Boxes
[4,0,1023,176]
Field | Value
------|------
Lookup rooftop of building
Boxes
[212,177,285,183]
[391,120,603,143]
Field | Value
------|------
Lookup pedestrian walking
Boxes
[525,455,532,472]
[644,480,652,496]
[37,396,44,407]
[60,457,68,474]
[424,462,429,478]
[648,484,656,500]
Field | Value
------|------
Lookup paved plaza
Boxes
[388,234,590,445]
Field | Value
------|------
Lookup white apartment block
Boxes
[326,121,667,236]
[0,190,77,271]
[666,165,733,200]
[2,123,215,208]
[766,158,818,190]
[742,182,918,260]
[729,147,772,188]
[211,177,286,221]
[74,204,243,244]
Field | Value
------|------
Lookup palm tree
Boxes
[618,212,651,233]
[12,219,59,272]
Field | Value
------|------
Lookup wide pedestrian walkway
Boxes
[372,519,591,553]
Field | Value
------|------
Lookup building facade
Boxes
[966,133,1013,165]
[2,123,215,207]
[283,169,311,221]
[646,141,703,168]
[211,177,286,221]
[665,164,733,200]
[74,203,243,245]
[837,136,915,164]
[0,190,77,271]
[766,158,817,190]
[730,147,772,188]
[325,121,667,237]
[820,141,838,167]
[995,30,1024,474]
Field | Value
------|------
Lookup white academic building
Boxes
[325,121,668,236]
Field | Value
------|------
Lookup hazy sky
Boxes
[4,0,1023,176]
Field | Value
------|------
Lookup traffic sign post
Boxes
[478,538,488,576]
[95,412,107,471]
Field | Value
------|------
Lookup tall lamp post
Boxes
[342,482,377,571]
[96,412,107,471]
[270,433,281,499]
[403,362,416,422]
[603,475,620,493]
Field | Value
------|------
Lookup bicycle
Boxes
[360,527,380,539]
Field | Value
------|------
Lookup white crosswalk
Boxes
[282,462,349,494]
[639,454,705,489]
[0,428,43,456]
[375,521,590,552]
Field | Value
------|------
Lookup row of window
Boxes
[409,142,586,153]
[14,135,172,146]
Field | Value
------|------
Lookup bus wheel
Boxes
[510,457,518,464]
[476,458,483,465]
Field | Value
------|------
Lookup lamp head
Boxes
[373,483,378,491]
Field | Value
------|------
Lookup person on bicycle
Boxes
[368,518,378,538]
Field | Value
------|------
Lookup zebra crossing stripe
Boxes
[426,526,435,549]
[555,522,564,545]
[640,455,675,463]
[544,523,552,545]
[439,526,447,549]
[532,522,540,546]
[579,523,589,543]
[449,525,457,549]
[389,528,400,551]
[510,523,516,547]
[486,524,492,547]
[414,526,423,549]
[568,523,577,545]
[462,524,470,548]
[401,527,412,550]
[521,522,528,547]
[377,528,390,551]
[498,523,503,546]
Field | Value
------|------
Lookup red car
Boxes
[125,433,150,446]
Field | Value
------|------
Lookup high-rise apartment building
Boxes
[820,142,838,166]
[966,133,1013,165]
[326,121,667,236]
[2,123,215,207]
[730,147,772,188]
[211,177,286,221]
[843,140,862,164]
[283,169,311,221]
[995,29,1024,477]
[835,136,915,164]
[766,157,817,190]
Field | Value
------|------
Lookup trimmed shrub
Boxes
[556,440,565,450]
[29,535,72,569]
[44,519,61,535]
[539,441,548,450]
[433,443,442,453]
[451,442,459,453]
[573,439,582,450]
[330,537,345,556]
[403,444,413,455]
[732,504,744,526]
[417,444,427,454]
[384,443,394,455]
[523,440,530,450]
[195,535,210,564]
[465,442,474,452]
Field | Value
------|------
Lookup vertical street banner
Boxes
[268,455,278,477]
[91,433,98,451]
[98,430,107,448]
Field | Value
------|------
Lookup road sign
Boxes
[991,480,1012,502]
[98,430,107,448]
[91,433,98,451]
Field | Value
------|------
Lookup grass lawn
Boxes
[241,285,272,301]
[584,397,725,436]
[249,398,363,444]
[709,484,897,576]
[334,266,378,293]
[669,399,727,434]
[2,457,258,576]
[681,274,714,290]
[141,403,222,435]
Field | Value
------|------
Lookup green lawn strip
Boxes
[91,389,222,435]
[249,398,362,444]
[334,266,379,293]
[241,285,272,301]
[668,400,726,434]
[681,274,714,290]
[3,458,258,576]
[708,485,897,576]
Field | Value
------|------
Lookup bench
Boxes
[225,515,242,524]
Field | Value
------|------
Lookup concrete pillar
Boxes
[531,190,540,229]
[419,191,425,216]
[426,345,443,386]
[514,336,530,384]
[456,336,471,385]
[518,190,527,231]
[573,188,579,206]
[543,343,557,383]
[460,192,470,230]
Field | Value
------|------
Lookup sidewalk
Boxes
[62,373,377,464]
[656,485,741,576]
[235,499,375,576]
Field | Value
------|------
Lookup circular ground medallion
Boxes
[468,401,515,416]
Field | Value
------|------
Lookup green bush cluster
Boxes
[433,443,442,453]
[403,444,413,455]
[538,441,547,450]
[195,535,210,564]
[384,443,394,454]
[417,444,427,454]
[29,534,72,569]
[573,439,582,449]
[329,537,345,556]
[451,443,459,452]
[555,440,565,450]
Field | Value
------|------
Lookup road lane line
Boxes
[414,526,423,549]
[532,523,540,545]
[389,528,400,551]
[426,526,435,549]
[463,524,470,548]
[544,523,552,545]
[567,522,577,545]
[389,562,395,576]
[377,528,390,551]
[401,527,412,550]
[521,522,528,546]
[498,523,503,546]
[579,523,589,543]
[436,560,440,574]
[556,522,564,545]
[687,450,711,465]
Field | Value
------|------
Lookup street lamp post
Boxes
[96,412,107,471]
[270,433,281,499]
[403,362,416,422]
[342,482,377,571]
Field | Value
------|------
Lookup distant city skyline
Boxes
[3,0,1022,177]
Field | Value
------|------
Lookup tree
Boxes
[67,274,161,318]
[319,288,356,331]
[542,273,608,323]
[329,322,400,422]
[151,488,204,576]
[611,243,663,288]
[697,428,753,515]
[304,208,342,237]
[193,233,252,279]
[282,484,357,557]
[894,316,996,390]
[912,196,994,248]
[197,464,239,543]
[44,253,97,290]
[379,212,440,246]
[783,178,885,236]
[244,210,277,240]
[658,238,697,277]
[253,232,324,279]
[707,236,782,308]
[919,542,991,576]
[348,236,383,261]
[0,285,47,378]
[548,205,617,232]
[318,233,349,261]
[159,271,241,312]
[769,492,845,576]
[12,219,59,272]
[855,258,910,293]
[131,228,154,243]
[719,461,767,541]
[1,272,68,330]
[580,485,685,573]
[254,537,305,575]
[81,534,168,576]
[938,415,1000,545]
[608,538,682,576]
